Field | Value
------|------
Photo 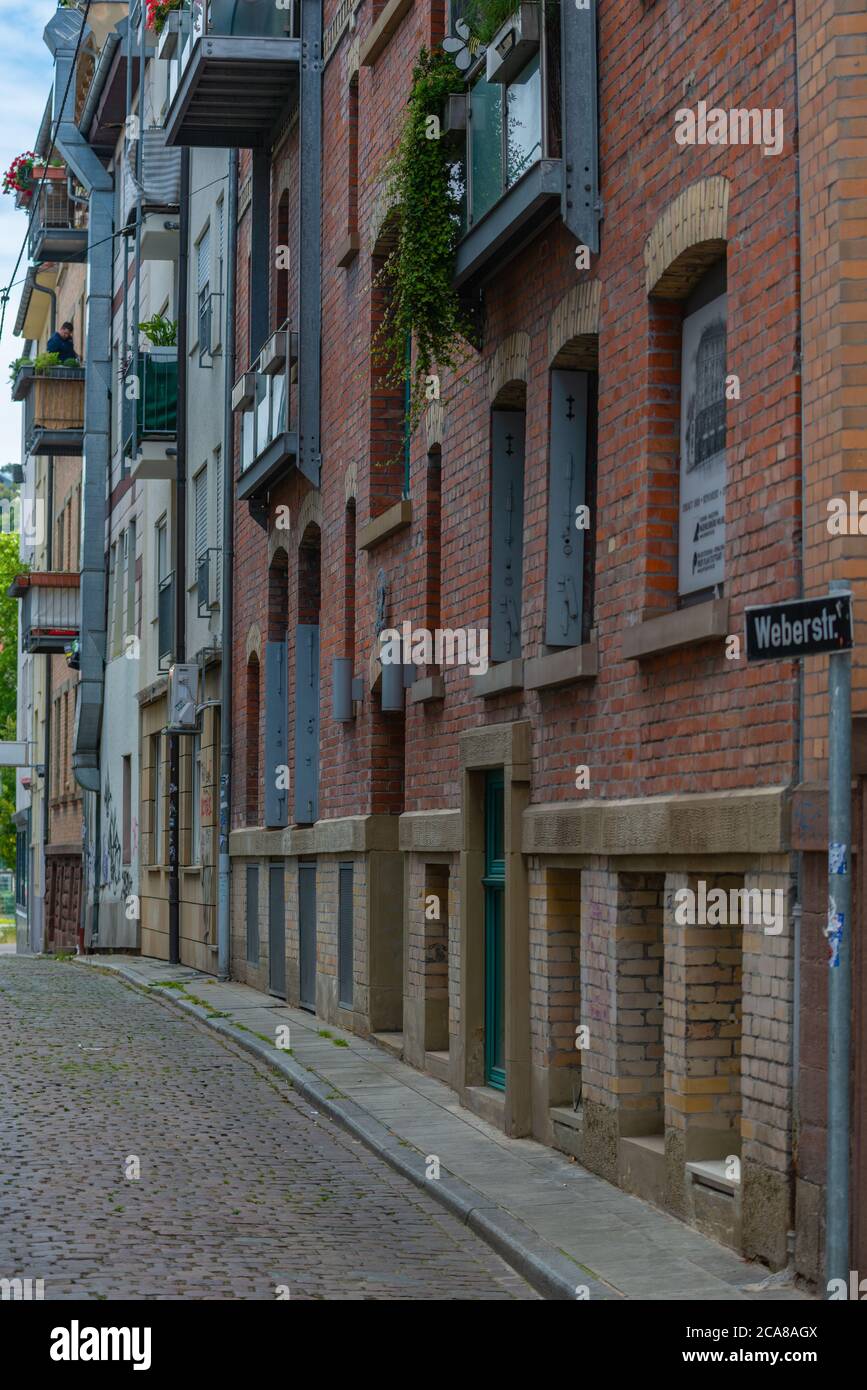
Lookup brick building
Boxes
[11,0,867,1290]
[9,104,89,953]
[220,0,806,1271]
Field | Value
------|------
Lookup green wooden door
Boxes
[484,770,506,1090]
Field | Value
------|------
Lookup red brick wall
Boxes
[231,0,803,827]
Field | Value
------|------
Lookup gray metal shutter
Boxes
[561,0,600,251]
[246,865,259,964]
[338,862,353,1008]
[490,411,525,662]
[263,638,288,827]
[294,624,320,824]
[545,370,588,647]
[268,863,286,998]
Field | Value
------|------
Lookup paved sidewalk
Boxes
[79,955,811,1302]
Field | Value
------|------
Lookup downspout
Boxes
[218,148,238,981]
[30,278,57,337]
[168,145,191,966]
[42,460,54,932]
[44,10,115,961]
[298,0,322,488]
[791,0,805,1256]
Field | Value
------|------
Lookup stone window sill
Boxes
[525,638,598,691]
[621,598,729,661]
[359,0,414,67]
[470,658,524,698]
[336,231,360,268]
[358,498,411,551]
[408,672,445,704]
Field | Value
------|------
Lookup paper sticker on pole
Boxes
[744,592,853,662]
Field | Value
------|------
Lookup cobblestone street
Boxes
[0,958,536,1300]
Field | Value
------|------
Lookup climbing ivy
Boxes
[373,47,473,427]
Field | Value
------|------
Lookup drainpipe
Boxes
[29,277,57,337]
[44,9,115,963]
[217,149,238,981]
[42,460,54,937]
[168,146,191,967]
[791,0,805,1269]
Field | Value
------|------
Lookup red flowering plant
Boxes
[3,152,38,203]
[146,0,184,34]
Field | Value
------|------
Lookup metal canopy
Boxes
[163,38,301,148]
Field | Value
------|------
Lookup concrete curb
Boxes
[79,958,621,1302]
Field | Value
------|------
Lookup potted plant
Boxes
[146,0,184,37]
[9,356,33,401]
[139,313,178,359]
[152,0,185,58]
[3,152,38,205]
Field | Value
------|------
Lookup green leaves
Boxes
[373,48,473,429]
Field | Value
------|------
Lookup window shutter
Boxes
[245,864,259,965]
[561,0,600,252]
[263,638,288,827]
[545,370,588,648]
[294,623,320,825]
[197,226,210,294]
[194,468,208,560]
[214,448,223,596]
[338,863,353,1008]
[490,411,525,663]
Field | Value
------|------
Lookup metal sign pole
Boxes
[826,579,852,1290]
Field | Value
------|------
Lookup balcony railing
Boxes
[9,572,80,654]
[164,0,301,149]
[28,179,87,263]
[124,350,178,447]
[14,366,85,457]
[158,573,174,671]
[234,323,302,501]
[196,547,221,614]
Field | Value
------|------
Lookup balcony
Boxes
[28,178,87,263]
[163,0,301,149]
[14,366,85,457]
[8,572,80,654]
[446,2,600,291]
[234,324,314,502]
[123,349,178,480]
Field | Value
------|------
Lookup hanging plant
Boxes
[373,47,473,429]
[2,152,38,201]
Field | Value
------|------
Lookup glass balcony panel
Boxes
[506,54,542,189]
[470,76,503,224]
[241,409,255,472]
[271,369,287,439]
[255,372,271,452]
[206,0,295,37]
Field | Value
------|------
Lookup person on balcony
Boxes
[46,321,78,364]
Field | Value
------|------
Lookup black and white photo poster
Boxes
[678,292,727,595]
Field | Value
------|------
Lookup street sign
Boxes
[0,741,28,767]
[745,592,853,662]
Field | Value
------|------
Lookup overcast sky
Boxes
[0,0,62,470]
